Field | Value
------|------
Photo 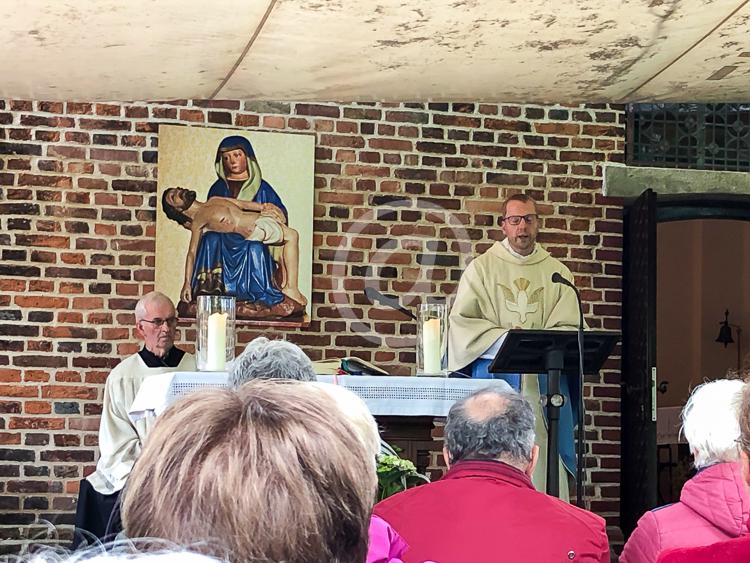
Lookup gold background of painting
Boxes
[155,124,315,319]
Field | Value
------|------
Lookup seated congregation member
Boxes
[313,382,408,563]
[74,292,195,547]
[27,542,226,563]
[374,387,609,563]
[229,336,316,385]
[657,381,750,563]
[621,378,749,563]
[121,379,375,563]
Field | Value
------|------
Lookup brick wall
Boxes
[0,99,625,551]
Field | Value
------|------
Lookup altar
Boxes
[128,371,512,423]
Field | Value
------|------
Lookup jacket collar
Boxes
[489,240,550,266]
[139,345,185,368]
[443,459,535,490]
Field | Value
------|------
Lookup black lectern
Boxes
[489,329,619,499]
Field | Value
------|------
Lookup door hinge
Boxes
[651,367,657,422]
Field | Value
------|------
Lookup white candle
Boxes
[206,311,227,371]
[422,317,441,374]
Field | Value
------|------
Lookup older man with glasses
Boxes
[448,193,581,498]
[74,291,195,547]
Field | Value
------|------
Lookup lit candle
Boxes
[422,317,441,374]
[206,311,227,371]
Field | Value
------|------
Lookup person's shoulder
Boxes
[373,482,435,518]
[545,496,607,533]
[472,242,504,267]
[536,245,569,269]
[111,352,142,372]
[105,353,143,385]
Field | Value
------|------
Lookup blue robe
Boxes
[471,359,578,478]
[191,136,286,306]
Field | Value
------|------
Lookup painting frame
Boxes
[155,124,314,328]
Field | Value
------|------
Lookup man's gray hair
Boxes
[134,291,174,322]
[229,337,316,386]
[445,388,536,467]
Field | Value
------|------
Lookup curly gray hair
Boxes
[229,337,316,386]
[445,388,535,468]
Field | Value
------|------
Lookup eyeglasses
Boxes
[502,214,538,226]
[140,317,178,328]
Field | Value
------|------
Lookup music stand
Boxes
[489,329,619,498]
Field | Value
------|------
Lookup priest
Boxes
[73,291,195,546]
[448,193,580,497]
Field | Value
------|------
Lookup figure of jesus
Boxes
[161,187,306,307]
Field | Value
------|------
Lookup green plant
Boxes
[376,454,430,501]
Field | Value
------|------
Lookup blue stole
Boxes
[471,358,577,478]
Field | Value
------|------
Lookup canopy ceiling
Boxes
[3,0,750,102]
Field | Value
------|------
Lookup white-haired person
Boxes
[312,382,408,563]
[229,336,316,385]
[621,378,750,563]
[26,541,225,563]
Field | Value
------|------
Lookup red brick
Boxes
[368,138,413,151]
[235,114,260,127]
[89,148,139,162]
[0,432,21,445]
[14,296,69,308]
[17,174,72,188]
[79,118,130,130]
[534,122,581,135]
[41,386,98,400]
[263,116,285,129]
[66,102,92,114]
[24,401,52,414]
[0,386,38,398]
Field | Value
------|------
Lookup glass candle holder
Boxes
[416,302,448,376]
[196,295,236,372]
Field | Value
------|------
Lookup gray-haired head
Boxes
[229,337,316,386]
[445,388,536,469]
[134,291,175,322]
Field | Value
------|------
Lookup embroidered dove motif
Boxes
[499,278,544,324]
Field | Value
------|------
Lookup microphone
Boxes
[363,287,417,320]
[551,272,586,508]
[551,271,574,290]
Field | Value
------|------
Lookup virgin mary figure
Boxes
[184,135,302,318]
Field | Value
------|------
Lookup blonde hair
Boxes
[309,382,380,463]
[122,379,376,563]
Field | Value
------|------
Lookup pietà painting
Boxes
[156,125,314,326]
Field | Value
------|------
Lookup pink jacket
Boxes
[657,535,750,562]
[621,462,750,563]
[367,514,408,563]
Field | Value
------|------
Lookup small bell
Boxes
[716,309,734,348]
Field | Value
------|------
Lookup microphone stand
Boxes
[363,287,416,320]
[551,272,586,508]
[363,288,470,378]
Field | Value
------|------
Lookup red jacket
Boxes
[373,459,609,563]
[621,462,750,563]
[657,534,750,562]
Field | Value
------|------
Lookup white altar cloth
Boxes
[128,372,511,423]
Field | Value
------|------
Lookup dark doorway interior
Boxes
[621,192,750,537]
